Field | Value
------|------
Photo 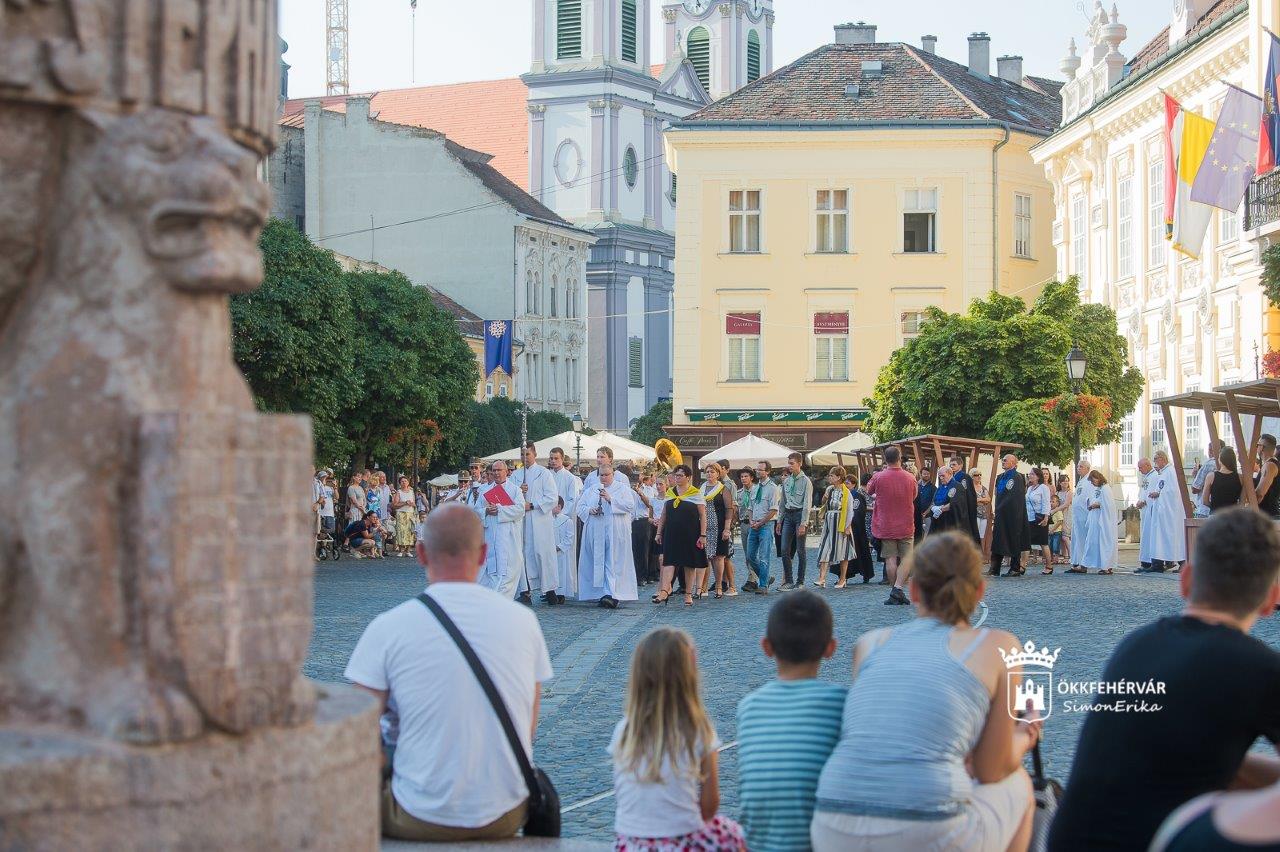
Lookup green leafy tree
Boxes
[232,220,359,466]
[864,278,1143,459]
[630,399,673,446]
[339,268,479,472]
[985,400,1074,466]
[528,410,573,442]
[1262,243,1280,308]
[464,400,515,461]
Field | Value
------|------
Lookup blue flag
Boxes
[1191,84,1264,211]
[483,320,513,377]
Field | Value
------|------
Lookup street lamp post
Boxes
[1066,343,1088,475]
[571,411,585,472]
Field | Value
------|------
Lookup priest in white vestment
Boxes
[514,444,560,605]
[576,462,637,608]
[548,447,581,601]
[1134,458,1155,570]
[472,460,525,597]
[1145,450,1187,569]
[1070,461,1091,570]
[1078,470,1118,573]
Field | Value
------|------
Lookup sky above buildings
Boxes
[280,0,1173,98]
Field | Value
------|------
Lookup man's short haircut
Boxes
[550,447,565,458]
[363,510,377,520]
[598,446,615,460]
[950,456,965,467]
[739,467,757,482]
[523,441,537,452]
[1262,434,1278,452]
[717,459,730,469]
[758,460,772,473]
[421,504,484,561]
[1190,507,1280,617]
[766,590,834,664]
[788,452,804,465]
[884,446,902,465]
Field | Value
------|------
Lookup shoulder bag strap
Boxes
[416,593,542,805]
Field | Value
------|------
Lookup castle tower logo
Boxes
[999,639,1062,720]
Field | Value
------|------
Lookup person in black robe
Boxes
[929,467,975,542]
[914,467,937,543]
[848,476,875,583]
[989,453,1030,576]
[946,459,982,546]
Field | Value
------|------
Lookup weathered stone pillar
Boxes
[0,2,379,848]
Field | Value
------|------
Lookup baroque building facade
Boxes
[1032,0,1280,501]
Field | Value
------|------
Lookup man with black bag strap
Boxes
[345,504,556,841]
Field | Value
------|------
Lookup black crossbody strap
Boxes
[416,593,542,805]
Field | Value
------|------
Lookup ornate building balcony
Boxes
[1245,167,1280,233]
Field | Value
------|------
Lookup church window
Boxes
[1148,157,1166,267]
[557,0,582,60]
[1120,412,1135,467]
[747,31,761,83]
[629,337,644,387]
[1150,404,1165,451]
[550,276,558,317]
[621,0,638,63]
[623,146,639,189]
[687,27,711,93]
[1116,178,1132,277]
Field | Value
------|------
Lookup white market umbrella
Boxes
[594,431,655,459]
[704,433,793,469]
[482,430,651,466]
[806,432,873,467]
[427,473,458,487]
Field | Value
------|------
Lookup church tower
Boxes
[662,0,774,100]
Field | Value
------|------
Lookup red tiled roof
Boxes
[1126,0,1242,78]
[282,77,530,189]
[683,42,1060,132]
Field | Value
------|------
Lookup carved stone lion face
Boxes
[92,110,269,294]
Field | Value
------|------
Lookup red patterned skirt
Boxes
[614,815,746,852]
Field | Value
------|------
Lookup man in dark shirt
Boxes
[1048,507,1280,852]
[343,511,380,558]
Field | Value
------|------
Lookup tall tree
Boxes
[232,220,359,466]
[630,399,673,446]
[340,268,479,471]
[864,278,1143,465]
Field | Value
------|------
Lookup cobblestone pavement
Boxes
[308,546,1280,842]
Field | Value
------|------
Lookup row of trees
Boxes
[864,278,1144,465]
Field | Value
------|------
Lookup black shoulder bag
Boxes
[416,593,561,837]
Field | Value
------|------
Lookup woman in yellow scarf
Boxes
[654,464,708,606]
[813,467,855,589]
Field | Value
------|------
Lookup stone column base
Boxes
[0,683,379,851]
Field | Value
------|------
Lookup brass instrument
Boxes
[655,438,683,473]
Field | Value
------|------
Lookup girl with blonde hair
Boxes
[610,628,745,851]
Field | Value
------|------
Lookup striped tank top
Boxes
[814,618,991,820]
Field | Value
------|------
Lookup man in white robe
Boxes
[514,443,560,606]
[1134,458,1155,571]
[576,462,637,608]
[1070,460,1092,570]
[548,447,581,602]
[472,460,525,597]
[1144,450,1187,571]
[1078,473,1118,572]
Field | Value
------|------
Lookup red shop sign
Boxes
[813,311,849,334]
[725,312,762,335]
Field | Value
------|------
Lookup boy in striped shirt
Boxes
[736,591,847,851]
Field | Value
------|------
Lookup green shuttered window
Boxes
[557,0,582,59]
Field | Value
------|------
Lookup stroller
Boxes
[315,523,339,561]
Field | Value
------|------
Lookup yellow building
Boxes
[663,24,1061,457]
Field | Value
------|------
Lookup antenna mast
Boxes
[325,0,349,95]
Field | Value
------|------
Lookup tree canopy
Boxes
[630,399,673,447]
[863,278,1144,465]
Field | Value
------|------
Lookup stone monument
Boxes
[0,2,379,848]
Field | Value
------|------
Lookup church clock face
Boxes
[683,0,708,13]
[750,0,762,13]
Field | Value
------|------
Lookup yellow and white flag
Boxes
[1171,110,1216,259]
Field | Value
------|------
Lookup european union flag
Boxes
[483,319,513,377]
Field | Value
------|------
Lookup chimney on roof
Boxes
[967,32,991,80]
[996,55,1023,85]
[921,35,937,54]
[346,94,372,123]
[834,21,877,45]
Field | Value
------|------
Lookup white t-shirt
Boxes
[319,484,335,518]
[344,582,554,828]
[609,717,718,839]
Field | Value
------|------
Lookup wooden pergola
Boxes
[1152,379,1280,553]
[846,435,1024,554]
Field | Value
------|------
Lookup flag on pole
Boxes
[1191,84,1263,211]
[1258,31,1280,175]
[1163,93,1181,237]
[1171,109,1216,259]
[483,319,514,377]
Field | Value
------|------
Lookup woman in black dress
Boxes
[848,473,875,583]
[1204,445,1244,513]
[699,462,733,598]
[654,464,708,606]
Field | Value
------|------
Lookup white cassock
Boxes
[1146,464,1187,563]
[576,477,637,602]
[1071,476,1091,564]
[473,480,525,597]
[1078,485,1118,570]
[551,467,582,598]
[1137,471,1154,565]
[514,464,559,597]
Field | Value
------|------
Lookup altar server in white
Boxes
[473,460,525,597]
[1134,458,1155,571]
[1070,460,1092,571]
[1078,470,1118,574]
[1144,450,1187,571]
[548,447,582,602]
[514,443,560,606]
[576,462,637,608]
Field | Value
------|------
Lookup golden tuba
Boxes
[655,438,683,473]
